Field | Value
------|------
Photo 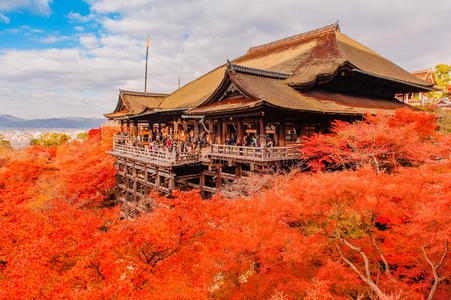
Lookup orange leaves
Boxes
[302,108,450,173]
[0,119,449,298]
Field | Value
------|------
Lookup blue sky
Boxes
[0,0,450,119]
[1,1,89,49]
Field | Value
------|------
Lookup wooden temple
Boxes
[104,23,433,216]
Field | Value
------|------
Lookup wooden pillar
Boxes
[144,167,149,194]
[133,120,138,136]
[124,162,129,202]
[237,120,243,142]
[299,119,305,141]
[216,163,222,188]
[120,120,125,133]
[207,119,214,144]
[216,121,221,144]
[173,120,178,139]
[280,121,286,147]
[274,122,280,146]
[259,118,266,146]
[168,171,175,192]
[222,121,227,144]
[132,162,138,201]
[235,164,242,177]
[194,120,199,137]
[126,120,130,134]
[155,167,160,191]
[200,172,205,199]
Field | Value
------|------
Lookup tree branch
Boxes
[422,240,448,300]
[368,232,396,283]
[334,232,387,299]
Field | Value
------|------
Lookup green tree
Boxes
[0,138,13,153]
[77,132,89,140]
[428,64,451,99]
[30,132,71,146]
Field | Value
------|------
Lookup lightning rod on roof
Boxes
[144,33,150,92]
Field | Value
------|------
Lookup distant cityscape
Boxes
[0,128,88,148]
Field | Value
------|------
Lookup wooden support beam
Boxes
[175,174,201,181]
[144,167,149,194]
[280,121,286,147]
[259,118,266,140]
[173,120,178,138]
[235,164,242,177]
[208,119,214,144]
[200,172,205,198]
[194,120,199,137]
[155,167,160,192]
[133,120,139,136]
[133,162,138,201]
[168,174,175,191]
[222,120,227,143]
[204,170,239,181]
[218,121,223,144]
[237,120,243,143]
[215,163,222,188]
[124,163,129,201]
[260,118,267,159]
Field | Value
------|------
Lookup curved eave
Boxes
[351,69,434,92]
[128,108,190,119]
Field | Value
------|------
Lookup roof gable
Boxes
[105,90,169,119]
[159,23,432,111]
[187,63,412,116]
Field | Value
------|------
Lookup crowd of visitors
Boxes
[115,128,279,158]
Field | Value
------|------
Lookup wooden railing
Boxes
[112,140,198,166]
[112,134,302,165]
[210,144,302,162]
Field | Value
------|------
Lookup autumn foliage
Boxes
[0,109,449,299]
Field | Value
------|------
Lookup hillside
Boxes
[0,114,105,129]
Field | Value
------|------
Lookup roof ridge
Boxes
[247,22,339,54]
[227,63,292,79]
[120,89,169,97]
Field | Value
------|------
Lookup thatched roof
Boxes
[187,65,411,116]
[104,90,168,119]
[158,23,432,111]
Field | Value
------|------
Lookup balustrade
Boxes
[112,134,302,164]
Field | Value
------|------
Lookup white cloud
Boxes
[67,12,93,23]
[79,33,99,49]
[0,25,43,36]
[38,35,71,43]
[0,0,451,118]
[0,13,10,23]
[0,0,53,17]
[74,26,84,31]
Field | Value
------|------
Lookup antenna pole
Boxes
[144,34,149,92]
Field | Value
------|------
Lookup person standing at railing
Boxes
[266,138,273,148]
[172,142,178,160]
[252,136,258,147]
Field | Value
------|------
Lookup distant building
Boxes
[396,68,442,105]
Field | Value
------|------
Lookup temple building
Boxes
[104,23,433,216]
[395,68,441,105]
